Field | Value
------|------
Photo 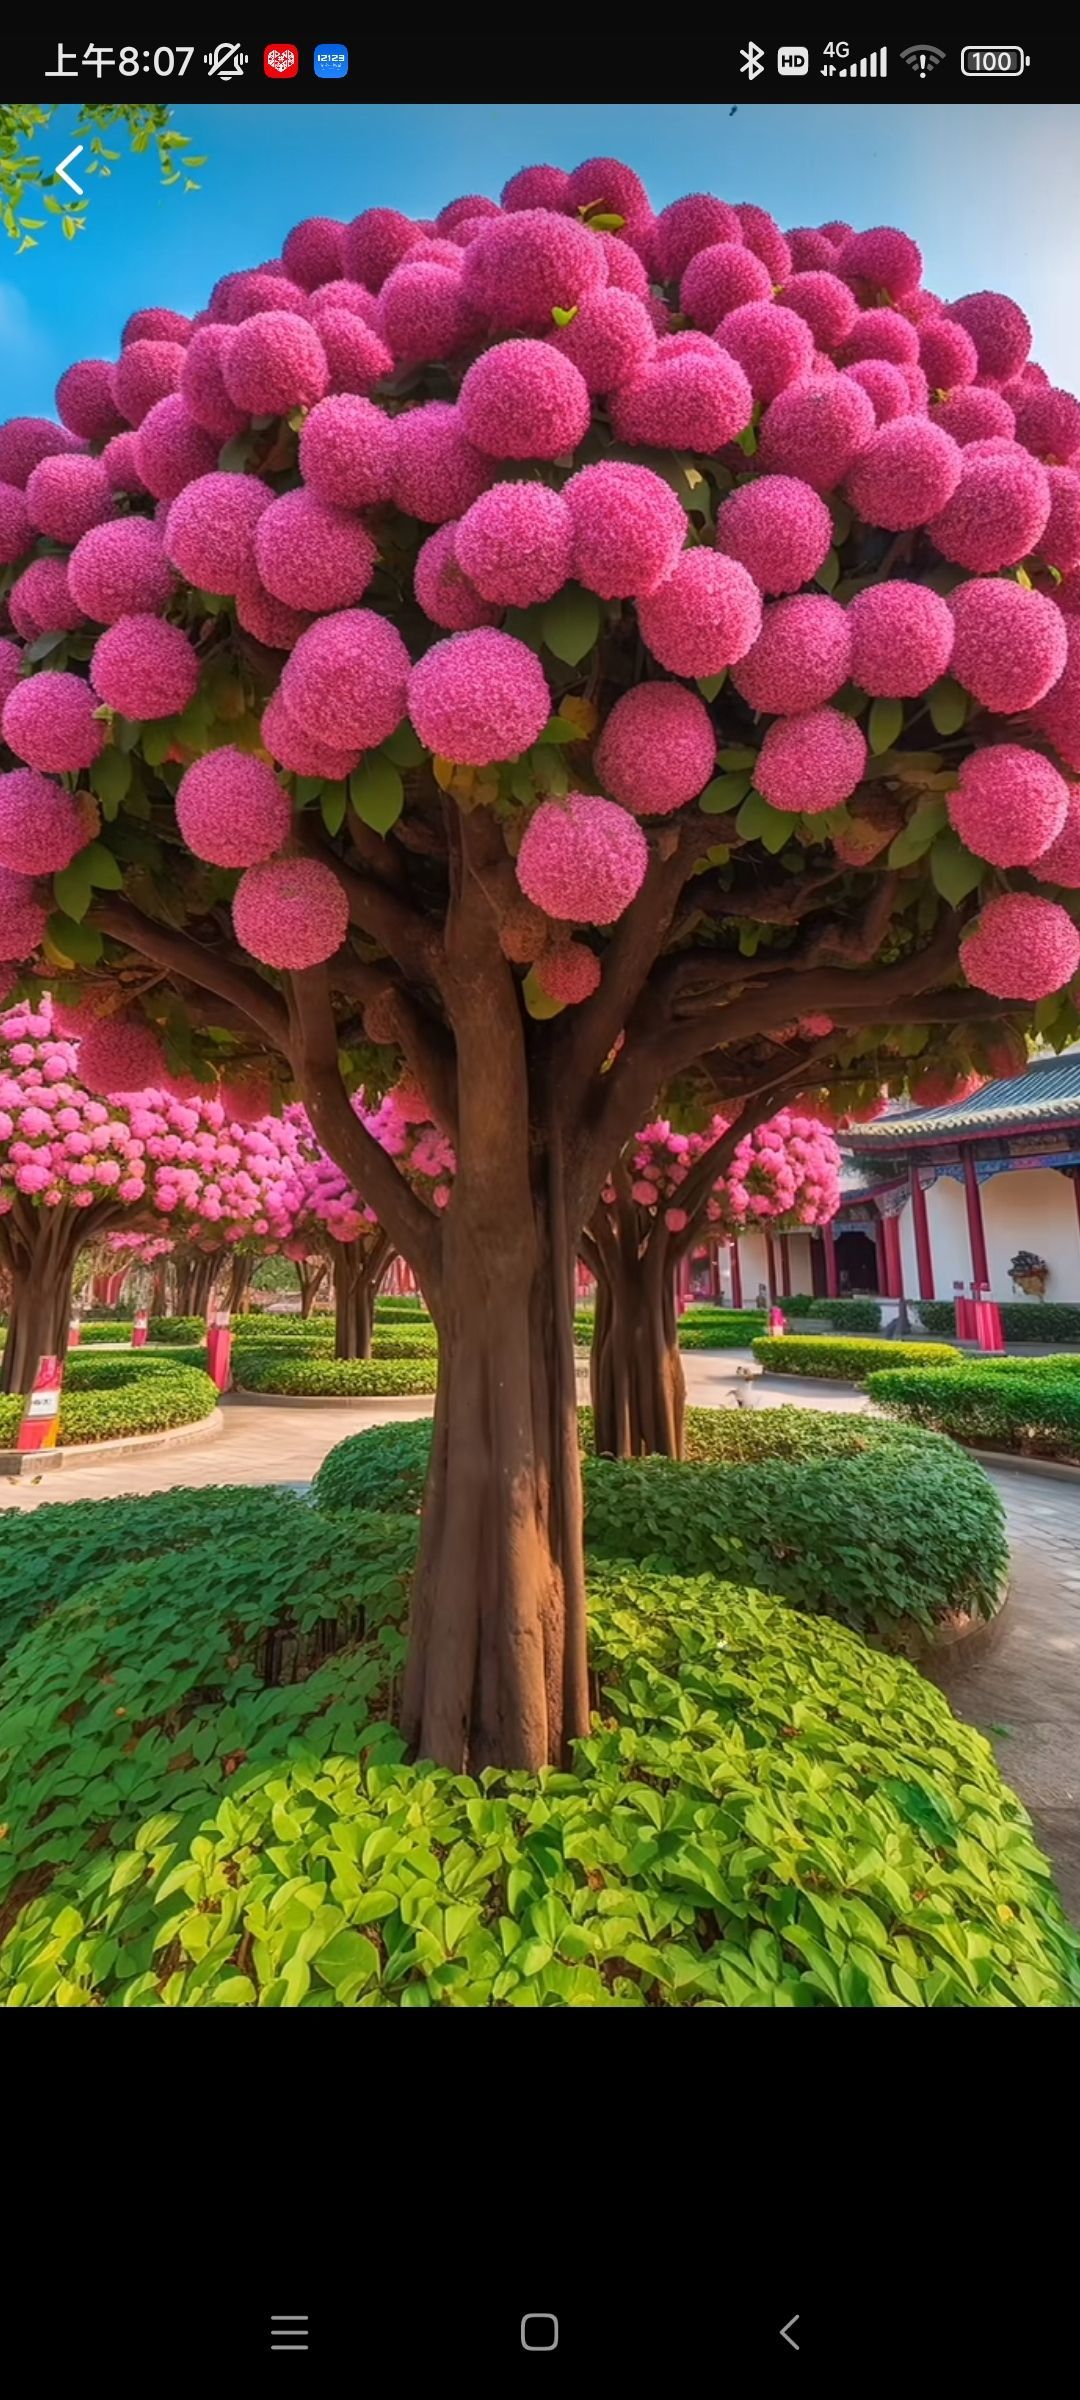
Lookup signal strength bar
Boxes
[822,46,888,75]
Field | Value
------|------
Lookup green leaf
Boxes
[79,840,124,891]
[551,305,579,327]
[716,747,758,771]
[53,858,94,922]
[868,697,904,756]
[90,748,132,810]
[113,716,143,754]
[815,547,840,593]
[46,911,103,967]
[381,721,426,768]
[735,423,758,457]
[536,715,583,745]
[699,772,751,815]
[928,677,968,738]
[349,756,404,836]
[929,829,985,905]
[207,1975,257,2006]
[736,790,792,851]
[23,628,68,664]
[540,583,600,666]
[141,722,174,767]
[696,672,726,702]
[320,782,347,837]
[503,605,546,653]
[522,966,565,1020]
[886,798,949,867]
[313,1931,379,1990]
[218,436,255,474]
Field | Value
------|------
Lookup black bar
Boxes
[0,33,1075,104]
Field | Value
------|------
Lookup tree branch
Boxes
[92,899,292,1052]
[288,965,444,1294]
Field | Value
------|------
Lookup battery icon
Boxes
[960,45,1029,74]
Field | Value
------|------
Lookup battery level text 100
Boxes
[960,45,1030,75]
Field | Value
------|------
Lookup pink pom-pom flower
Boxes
[78,1013,168,1096]
[134,395,218,502]
[757,375,875,492]
[595,682,716,815]
[9,558,86,639]
[611,347,752,451]
[90,616,199,720]
[25,453,114,546]
[111,339,186,427]
[222,312,328,415]
[260,688,361,781]
[455,482,573,606]
[67,517,176,625]
[535,941,602,1005]
[755,707,867,814]
[962,892,1079,999]
[837,225,923,300]
[413,523,500,631]
[300,392,398,509]
[55,358,125,442]
[516,792,648,924]
[0,869,48,961]
[165,471,273,595]
[928,439,1051,569]
[847,416,962,530]
[846,581,955,698]
[732,593,852,715]
[343,208,420,290]
[930,386,1016,446]
[282,608,411,751]
[947,291,1031,385]
[176,749,292,868]
[637,548,762,676]
[548,289,656,395]
[564,459,687,598]
[0,768,87,875]
[948,579,1068,712]
[718,300,815,402]
[716,472,832,595]
[948,743,1068,866]
[407,627,549,764]
[179,325,247,439]
[458,340,590,461]
[233,855,349,969]
[1035,792,1080,889]
[254,488,377,612]
[282,216,347,291]
[391,401,490,523]
[461,210,606,332]
[2,671,104,773]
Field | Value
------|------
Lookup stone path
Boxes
[2,1348,1078,1919]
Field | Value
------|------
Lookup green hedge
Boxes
[231,1349,437,1398]
[0,1355,217,1449]
[315,1405,1005,1640]
[679,1316,767,1350]
[868,1364,1080,1461]
[753,1334,961,1382]
[74,1316,208,1346]
[1,1490,1072,2006]
[917,1299,1080,1344]
[780,1292,815,1316]
[807,1297,882,1332]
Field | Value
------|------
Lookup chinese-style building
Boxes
[825,1050,1080,1306]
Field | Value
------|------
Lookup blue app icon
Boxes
[314,42,348,77]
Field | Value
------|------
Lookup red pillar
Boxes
[764,1233,777,1302]
[963,1149,990,1292]
[778,1232,791,1296]
[730,1239,743,1309]
[873,1217,887,1295]
[910,1164,935,1301]
[824,1223,839,1298]
[882,1212,903,1299]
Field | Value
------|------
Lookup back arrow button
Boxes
[56,146,84,196]
[780,2316,800,2351]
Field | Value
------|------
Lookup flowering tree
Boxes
[0,995,300,1388]
[585,1105,842,1456]
[285,1082,453,1355]
[1,161,1079,1767]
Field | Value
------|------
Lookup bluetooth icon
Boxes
[740,40,764,78]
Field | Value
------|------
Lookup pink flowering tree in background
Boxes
[584,1104,842,1457]
[2,159,1080,1767]
[0,994,302,1389]
[286,1081,453,1356]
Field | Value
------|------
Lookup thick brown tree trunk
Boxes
[328,1230,391,1359]
[297,1258,329,1318]
[589,1234,686,1460]
[172,1248,221,1318]
[401,1183,587,1774]
[225,1253,253,1315]
[0,1201,120,1395]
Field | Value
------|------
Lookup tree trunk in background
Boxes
[297,1258,329,1318]
[329,1228,392,1358]
[0,1202,120,1396]
[589,1233,685,1460]
[225,1253,253,1316]
[172,1248,222,1319]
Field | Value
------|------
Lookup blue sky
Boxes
[4,102,1079,415]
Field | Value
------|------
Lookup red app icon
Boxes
[264,44,300,77]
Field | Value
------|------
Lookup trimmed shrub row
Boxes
[314,1405,1006,1639]
[869,1364,1080,1462]
[231,1349,437,1398]
[807,1297,882,1332]
[917,1299,1080,1344]
[0,1354,217,1449]
[752,1334,961,1381]
[0,1487,1071,2007]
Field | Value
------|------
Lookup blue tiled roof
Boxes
[844,1050,1080,1144]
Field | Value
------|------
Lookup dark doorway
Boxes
[835,1228,879,1294]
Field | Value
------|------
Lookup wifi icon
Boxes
[901,44,946,76]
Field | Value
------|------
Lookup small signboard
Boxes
[16,1354,64,1453]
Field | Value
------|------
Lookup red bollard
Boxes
[975,1299,1005,1352]
[768,1306,787,1334]
[131,1309,149,1348]
[67,1318,81,1349]
[17,1354,64,1453]
[206,1318,233,1393]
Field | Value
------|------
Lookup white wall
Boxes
[737,1230,770,1304]
[983,1168,1080,1304]
[786,1229,814,1294]
[898,1195,917,1298]
[926,1174,972,1299]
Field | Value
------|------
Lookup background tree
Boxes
[585,1103,842,1457]
[1,160,1078,1766]
[2,102,206,254]
[286,1082,452,1357]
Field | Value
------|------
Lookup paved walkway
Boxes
[2,1349,1078,1919]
